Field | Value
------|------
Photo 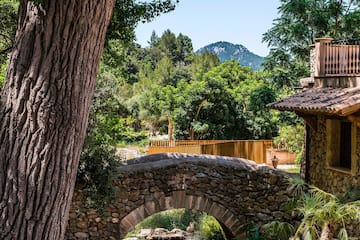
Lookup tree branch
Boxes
[0,45,13,56]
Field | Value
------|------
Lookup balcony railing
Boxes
[314,38,360,77]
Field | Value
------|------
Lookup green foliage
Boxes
[272,181,360,239]
[77,129,122,210]
[273,124,304,153]
[148,29,195,67]
[339,187,360,203]
[264,0,360,57]
[263,0,360,88]
[173,72,245,140]
[131,209,199,232]
[190,51,220,80]
[246,84,277,139]
[238,222,266,240]
[292,186,360,239]
[106,0,179,44]
[0,0,17,65]
[84,27,283,142]
[135,55,281,140]
[198,214,226,240]
[262,49,309,88]
[0,60,7,88]
[261,221,294,240]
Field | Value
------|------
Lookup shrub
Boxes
[273,124,304,154]
[198,214,226,240]
[76,129,122,209]
[128,209,199,234]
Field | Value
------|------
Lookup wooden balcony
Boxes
[314,38,360,77]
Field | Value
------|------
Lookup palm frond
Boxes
[262,221,294,240]
[337,227,349,240]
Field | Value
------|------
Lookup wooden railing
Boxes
[315,38,360,77]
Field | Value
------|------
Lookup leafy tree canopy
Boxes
[262,0,360,88]
[0,1,17,65]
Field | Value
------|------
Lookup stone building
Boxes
[269,38,360,194]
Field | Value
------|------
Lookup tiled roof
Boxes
[268,87,360,116]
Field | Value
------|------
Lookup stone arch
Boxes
[119,191,243,239]
[66,153,295,239]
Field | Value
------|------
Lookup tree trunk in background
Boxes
[0,1,114,239]
[168,119,173,141]
[320,222,333,240]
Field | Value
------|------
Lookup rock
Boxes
[68,213,77,219]
[76,221,88,229]
[186,222,195,233]
[74,232,89,239]
[139,228,153,236]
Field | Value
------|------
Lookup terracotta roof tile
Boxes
[268,87,360,116]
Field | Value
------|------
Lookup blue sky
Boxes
[135,0,281,57]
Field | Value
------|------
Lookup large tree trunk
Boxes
[0,1,114,239]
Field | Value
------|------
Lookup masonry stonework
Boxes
[308,116,360,194]
[65,153,296,239]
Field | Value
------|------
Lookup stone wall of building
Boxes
[308,116,360,194]
[65,153,295,239]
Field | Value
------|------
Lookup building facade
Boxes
[269,38,360,194]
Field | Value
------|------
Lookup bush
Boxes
[76,129,122,209]
[198,214,226,240]
[138,209,197,231]
[273,124,304,153]
[0,60,7,88]
[238,222,266,240]
[295,150,303,165]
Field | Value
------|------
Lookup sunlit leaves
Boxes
[107,0,179,43]
[0,1,17,64]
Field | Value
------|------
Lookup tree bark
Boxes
[0,1,114,239]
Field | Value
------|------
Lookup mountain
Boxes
[195,41,264,70]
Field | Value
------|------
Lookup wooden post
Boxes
[314,38,333,77]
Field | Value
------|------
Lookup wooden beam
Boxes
[347,115,360,128]
[296,112,318,131]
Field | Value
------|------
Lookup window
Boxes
[339,122,352,169]
[326,119,353,172]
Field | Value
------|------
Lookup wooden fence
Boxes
[147,140,274,164]
[149,140,235,147]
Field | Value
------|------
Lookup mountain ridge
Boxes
[195,41,264,70]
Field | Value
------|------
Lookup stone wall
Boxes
[308,116,360,194]
[65,153,295,239]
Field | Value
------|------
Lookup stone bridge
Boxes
[66,153,295,240]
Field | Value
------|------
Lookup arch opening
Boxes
[119,192,242,239]
[124,208,231,240]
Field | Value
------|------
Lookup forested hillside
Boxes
[196,41,264,70]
